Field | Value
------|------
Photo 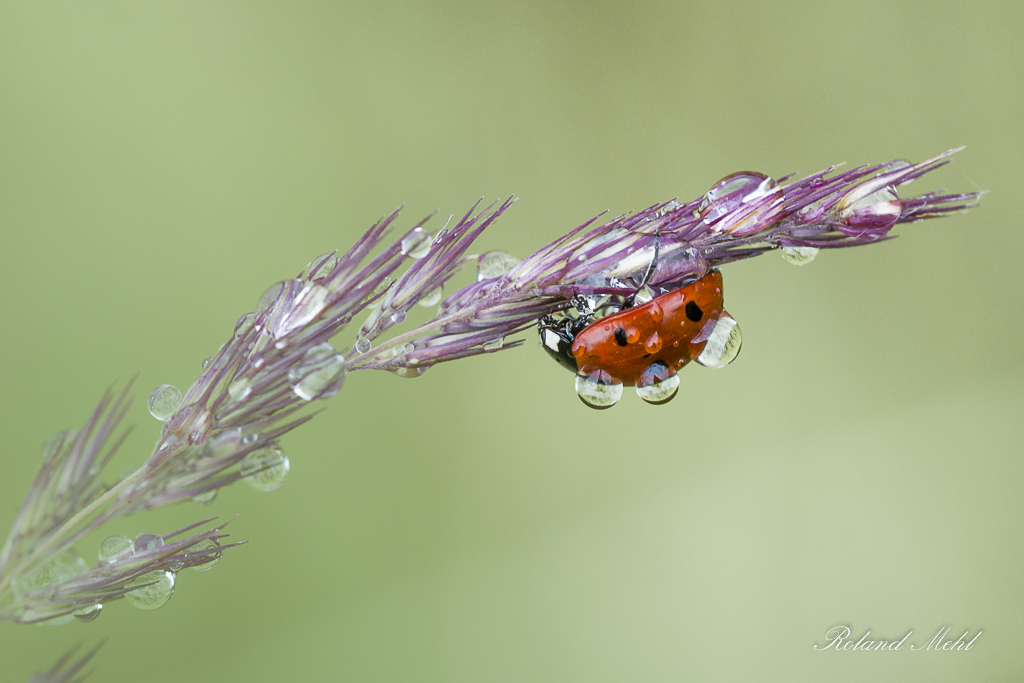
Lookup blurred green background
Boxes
[0,1,1020,681]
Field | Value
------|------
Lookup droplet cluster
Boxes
[564,272,742,409]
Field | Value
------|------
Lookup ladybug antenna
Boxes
[637,232,661,290]
[623,233,661,309]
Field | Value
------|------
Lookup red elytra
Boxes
[570,271,726,385]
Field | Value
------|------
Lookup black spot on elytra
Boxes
[685,300,703,322]
[614,328,628,346]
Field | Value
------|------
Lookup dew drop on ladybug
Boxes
[574,369,624,410]
[694,313,742,369]
[635,361,680,405]
[538,269,742,408]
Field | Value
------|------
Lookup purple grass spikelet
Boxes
[0,149,979,630]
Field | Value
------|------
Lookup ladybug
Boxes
[538,270,742,408]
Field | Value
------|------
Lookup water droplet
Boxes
[374,346,400,362]
[781,246,819,265]
[272,283,330,337]
[837,181,902,235]
[134,533,164,553]
[648,301,664,323]
[372,277,393,297]
[574,370,624,410]
[840,199,902,234]
[482,338,504,352]
[303,253,338,281]
[191,489,217,505]
[390,309,407,324]
[228,378,253,403]
[240,447,290,492]
[242,433,259,446]
[401,228,432,259]
[202,357,213,369]
[73,603,102,622]
[125,570,175,610]
[389,366,427,379]
[256,281,287,315]
[234,312,257,338]
[418,285,443,307]
[190,538,222,572]
[98,535,134,563]
[643,332,663,354]
[798,200,826,224]
[13,551,89,602]
[289,342,346,401]
[886,159,913,184]
[477,251,519,281]
[624,327,640,344]
[148,385,182,422]
[633,285,654,305]
[355,337,372,354]
[656,199,683,216]
[635,362,680,405]
[699,172,777,230]
[695,315,742,369]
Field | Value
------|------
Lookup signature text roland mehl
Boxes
[814,626,981,651]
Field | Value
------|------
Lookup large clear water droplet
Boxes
[699,172,777,230]
[696,314,742,369]
[125,570,175,610]
[574,370,624,410]
[148,385,182,422]
[355,337,372,354]
[390,309,407,324]
[98,534,134,563]
[885,159,913,184]
[482,338,504,352]
[13,550,89,601]
[189,538,222,572]
[635,362,680,405]
[418,285,444,307]
[72,603,102,622]
[288,342,345,401]
[477,251,519,281]
[240,447,290,492]
[256,281,287,314]
[191,489,217,506]
[837,181,902,235]
[401,228,432,259]
[781,246,819,265]
[272,283,330,338]
[303,253,338,281]
[134,533,164,553]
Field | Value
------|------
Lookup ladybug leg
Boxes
[569,294,594,320]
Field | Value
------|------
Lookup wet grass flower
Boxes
[1,149,979,676]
